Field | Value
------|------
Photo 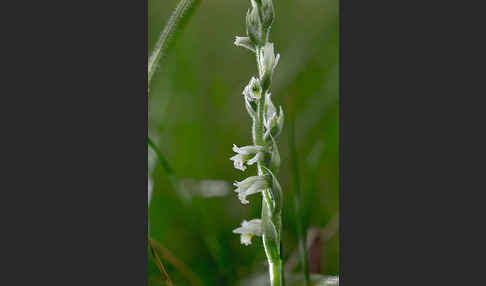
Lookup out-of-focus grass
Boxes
[148,0,338,285]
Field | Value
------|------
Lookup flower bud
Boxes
[261,166,282,214]
[275,106,284,137]
[261,0,275,32]
[264,92,276,121]
[269,135,280,173]
[263,93,276,137]
[246,6,264,46]
[257,43,280,91]
[264,99,284,140]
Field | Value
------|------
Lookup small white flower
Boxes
[258,42,280,83]
[242,77,262,100]
[234,36,256,53]
[230,154,249,171]
[232,219,262,245]
[230,144,265,171]
[233,175,269,204]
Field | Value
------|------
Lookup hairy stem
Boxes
[148,0,200,86]
[255,72,283,286]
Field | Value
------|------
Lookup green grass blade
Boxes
[148,137,173,175]
[289,116,311,286]
[148,0,200,86]
[148,137,181,199]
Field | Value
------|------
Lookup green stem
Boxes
[261,198,283,286]
[254,70,283,286]
[269,259,283,286]
[254,95,265,147]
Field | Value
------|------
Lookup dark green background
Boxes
[148,0,338,285]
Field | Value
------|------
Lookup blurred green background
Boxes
[148,0,338,285]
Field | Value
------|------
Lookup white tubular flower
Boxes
[230,144,265,171]
[230,153,249,171]
[234,36,256,53]
[233,144,264,155]
[232,219,263,245]
[233,175,269,204]
[258,42,280,90]
[243,77,262,100]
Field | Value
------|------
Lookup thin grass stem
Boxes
[149,238,174,286]
[148,0,200,86]
[150,238,205,286]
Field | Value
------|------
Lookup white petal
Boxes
[233,144,264,155]
[234,36,256,53]
[230,154,247,171]
[238,179,266,204]
[242,219,263,236]
[241,234,253,245]
[273,53,280,71]
[233,176,268,204]
[234,175,260,189]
